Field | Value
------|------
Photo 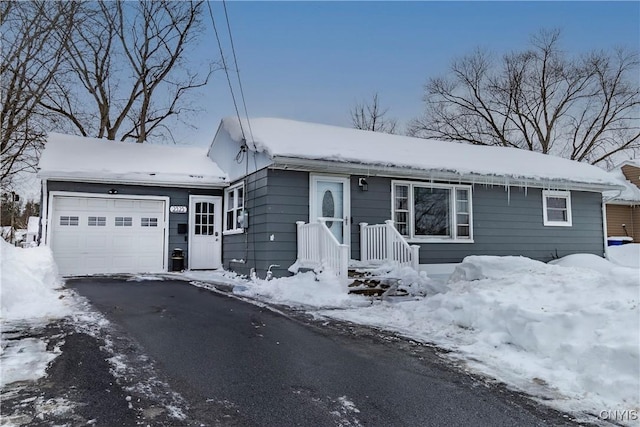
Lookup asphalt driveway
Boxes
[68,277,576,426]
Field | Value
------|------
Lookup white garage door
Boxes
[50,195,166,275]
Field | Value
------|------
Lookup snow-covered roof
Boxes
[221,117,623,191]
[604,162,640,204]
[38,133,228,187]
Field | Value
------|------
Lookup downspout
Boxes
[601,189,623,259]
[40,179,48,245]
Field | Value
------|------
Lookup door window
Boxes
[195,202,215,235]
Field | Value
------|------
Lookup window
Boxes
[60,216,79,226]
[88,216,106,226]
[392,182,472,241]
[195,202,215,235]
[141,217,158,227]
[115,216,132,227]
[542,190,572,226]
[224,182,245,233]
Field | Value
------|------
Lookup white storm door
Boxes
[189,196,222,269]
[310,175,350,246]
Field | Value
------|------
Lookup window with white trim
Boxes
[88,216,106,226]
[392,182,472,241]
[60,216,79,226]
[115,216,132,227]
[224,182,244,233]
[542,190,572,226]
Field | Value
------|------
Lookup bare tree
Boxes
[409,29,640,166]
[41,0,215,143]
[0,1,77,186]
[351,93,398,134]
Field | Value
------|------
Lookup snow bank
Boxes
[1,240,71,321]
[234,271,363,309]
[326,255,639,421]
[607,243,640,268]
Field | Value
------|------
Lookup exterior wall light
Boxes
[358,177,368,191]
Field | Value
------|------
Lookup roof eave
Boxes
[37,173,228,189]
[271,156,623,193]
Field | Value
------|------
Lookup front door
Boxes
[189,196,222,269]
[310,175,350,246]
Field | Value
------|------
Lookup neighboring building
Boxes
[38,120,624,280]
[24,216,40,246]
[605,160,640,243]
[209,117,623,281]
[38,133,228,276]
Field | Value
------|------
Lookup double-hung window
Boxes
[542,190,572,226]
[224,182,245,233]
[392,181,472,241]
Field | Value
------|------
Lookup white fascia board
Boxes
[37,173,229,189]
[271,156,625,193]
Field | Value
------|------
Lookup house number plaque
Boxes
[170,205,188,214]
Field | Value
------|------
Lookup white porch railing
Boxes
[294,220,349,285]
[359,220,419,269]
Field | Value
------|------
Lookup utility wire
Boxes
[206,1,246,143]
[222,0,255,146]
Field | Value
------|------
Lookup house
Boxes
[604,160,640,243]
[39,119,624,280]
[37,133,228,275]
[208,117,624,282]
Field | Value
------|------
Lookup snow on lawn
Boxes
[319,255,639,422]
[607,243,640,269]
[1,240,77,387]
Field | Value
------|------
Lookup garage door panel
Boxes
[87,198,110,209]
[51,195,166,275]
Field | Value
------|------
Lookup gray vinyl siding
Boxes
[349,178,605,263]
[350,176,392,260]
[46,180,223,269]
[225,172,605,278]
[222,168,309,278]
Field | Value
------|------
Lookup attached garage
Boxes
[37,132,229,276]
[48,194,168,276]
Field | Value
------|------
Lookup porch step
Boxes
[348,269,408,297]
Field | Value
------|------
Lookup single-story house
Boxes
[39,119,625,280]
[37,133,228,275]
[604,160,640,243]
[209,117,624,281]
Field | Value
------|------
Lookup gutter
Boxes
[271,156,624,193]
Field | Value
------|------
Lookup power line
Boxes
[222,0,255,146]
[206,1,246,142]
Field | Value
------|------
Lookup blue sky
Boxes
[183,1,639,145]
[15,2,639,199]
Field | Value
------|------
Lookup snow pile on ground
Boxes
[1,240,78,389]
[234,271,364,309]
[607,243,640,268]
[322,255,639,421]
[1,240,72,321]
[353,263,446,296]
